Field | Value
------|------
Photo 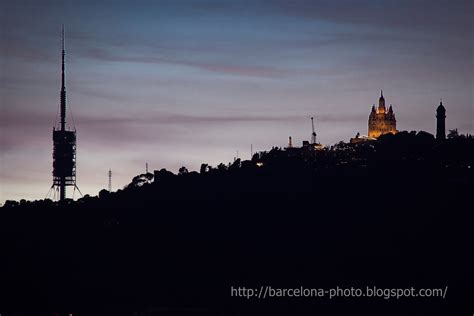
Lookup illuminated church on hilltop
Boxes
[368,91,397,138]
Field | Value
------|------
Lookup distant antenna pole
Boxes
[108,169,112,192]
[288,136,293,148]
[311,117,317,144]
[146,162,148,174]
[251,144,253,158]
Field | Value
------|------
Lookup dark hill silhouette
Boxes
[1,132,473,315]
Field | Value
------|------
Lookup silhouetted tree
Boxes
[251,153,260,162]
[178,166,189,175]
[3,200,19,208]
[416,131,435,143]
[448,128,459,139]
[128,173,154,188]
[217,163,227,172]
[99,189,110,199]
[153,169,175,183]
[230,158,241,170]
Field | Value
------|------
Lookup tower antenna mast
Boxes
[60,25,66,132]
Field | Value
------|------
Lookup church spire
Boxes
[378,90,386,113]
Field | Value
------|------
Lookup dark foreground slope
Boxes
[1,132,473,315]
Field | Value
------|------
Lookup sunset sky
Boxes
[1,0,473,203]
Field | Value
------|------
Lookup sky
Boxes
[1,0,473,203]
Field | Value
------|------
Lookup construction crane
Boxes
[311,117,317,144]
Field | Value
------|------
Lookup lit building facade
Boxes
[368,91,397,138]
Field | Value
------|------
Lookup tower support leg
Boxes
[60,177,66,201]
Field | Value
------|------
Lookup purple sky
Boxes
[1,0,473,203]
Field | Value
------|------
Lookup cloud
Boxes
[0,35,54,63]
[82,47,290,78]
[0,107,367,153]
[265,0,473,36]
[75,111,367,126]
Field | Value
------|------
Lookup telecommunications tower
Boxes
[49,26,81,201]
